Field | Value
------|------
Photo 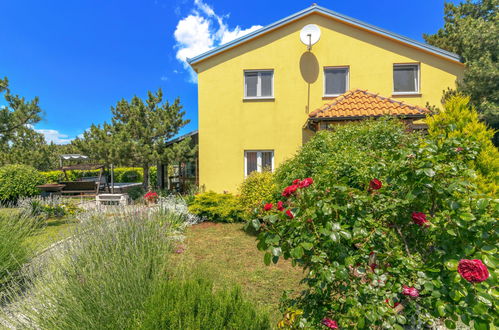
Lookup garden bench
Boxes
[95,193,129,206]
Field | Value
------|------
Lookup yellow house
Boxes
[188,4,464,193]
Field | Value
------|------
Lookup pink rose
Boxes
[263,203,273,211]
[411,212,429,227]
[458,259,489,283]
[402,286,419,298]
[321,318,338,329]
[299,177,314,188]
[369,179,382,190]
[282,185,299,197]
[285,209,294,219]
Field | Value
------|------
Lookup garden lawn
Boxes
[178,223,304,323]
[24,217,79,252]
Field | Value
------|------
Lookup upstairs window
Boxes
[324,67,349,96]
[393,64,419,93]
[244,70,273,98]
[244,150,274,176]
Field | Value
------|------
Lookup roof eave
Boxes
[308,114,427,122]
[187,5,462,66]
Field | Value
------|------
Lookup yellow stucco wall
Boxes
[193,13,464,193]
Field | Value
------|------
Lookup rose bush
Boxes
[251,122,497,329]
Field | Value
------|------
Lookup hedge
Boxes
[40,167,157,186]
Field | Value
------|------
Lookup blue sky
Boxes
[0,0,455,144]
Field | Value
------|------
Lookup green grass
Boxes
[24,217,79,252]
[2,207,79,252]
[178,223,304,324]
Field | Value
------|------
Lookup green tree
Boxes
[424,0,499,142]
[72,122,118,167]
[75,89,190,189]
[0,77,42,146]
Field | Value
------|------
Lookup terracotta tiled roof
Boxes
[309,89,429,120]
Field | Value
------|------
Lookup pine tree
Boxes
[424,0,499,143]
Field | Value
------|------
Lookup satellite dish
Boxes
[300,24,321,51]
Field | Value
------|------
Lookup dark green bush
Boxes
[188,191,245,223]
[141,277,271,330]
[253,116,498,328]
[274,119,414,191]
[0,164,44,202]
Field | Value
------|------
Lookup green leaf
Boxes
[331,222,341,231]
[423,168,436,177]
[396,315,406,324]
[339,230,351,240]
[473,319,488,330]
[251,219,261,230]
[481,245,497,254]
[263,252,271,266]
[291,246,304,259]
[271,247,282,256]
[447,229,457,236]
[460,213,475,221]
[445,320,456,329]
[445,259,458,270]
[330,232,339,242]
[436,301,446,317]
[476,198,489,211]
[301,242,314,251]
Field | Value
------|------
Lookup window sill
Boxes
[243,97,275,102]
[392,92,422,97]
[323,94,342,100]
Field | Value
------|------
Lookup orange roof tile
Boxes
[309,89,429,120]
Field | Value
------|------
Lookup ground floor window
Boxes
[244,150,274,176]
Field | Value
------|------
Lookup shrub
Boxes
[238,171,277,217]
[1,207,183,329]
[40,166,156,185]
[251,124,498,328]
[0,164,44,202]
[274,119,415,191]
[427,95,499,194]
[141,276,271,330]
[18,196,81,219]
[188,191,245,223]
[0,212,37,287]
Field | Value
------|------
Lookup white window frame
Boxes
[244,70,274,100]
[323,66,349,97]
[244,150,274,177]
[392,63,420,95]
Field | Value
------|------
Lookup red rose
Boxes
[369,178,382,190]
[299,177,314,188]
[285,209,294,219]
[369,263,377,271]
[321,318,338,329]
[277,201,284,211]
[458,259,489,283]
[402,286,419,298]
[263,203,273,211]
[411,212,429,227]
[292,179,301,184]
[282,184,299,197]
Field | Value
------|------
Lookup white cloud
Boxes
[35,129,73,145]
[173,0,262,83]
